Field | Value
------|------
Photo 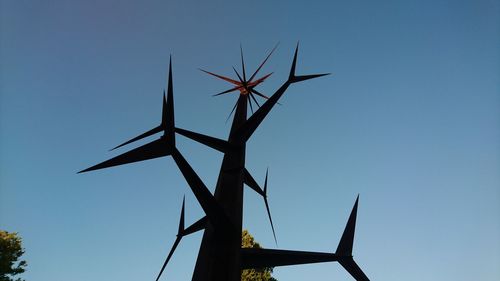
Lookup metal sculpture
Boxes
[79,44,369,281]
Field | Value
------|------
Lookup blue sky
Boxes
[1,0,499,280]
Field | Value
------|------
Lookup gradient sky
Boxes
[1,1,499,281]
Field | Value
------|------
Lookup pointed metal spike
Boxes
[250,88,270,100]
[290,73,330,83]
[289,42,299,80]
[162,90,167,126]
[263,168,277,246]
[336,195,359,256]
[78,138,171,173]
[212,85,244,97]
[165,59,175,143]
[240,44,247,81]
[155,236,181,281]
[249,42,279,82]
[248,95,254,114]
[243,168,265,196]
[264,196,277,246]
[249,92,261,108]
[232,66,244,84]
[251,89,282,106]
[264,168,268,195]
[168,56,172,90]
[225,99,239,124]
[109,125,163,151]
[178,196,185,235]
[252,72,273,85]
[285,43,330,83]
[199,68,241,85]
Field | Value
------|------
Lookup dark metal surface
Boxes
[79,45,369,281]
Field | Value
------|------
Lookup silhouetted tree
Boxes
[241,230,277,281]
[0,231,27,281]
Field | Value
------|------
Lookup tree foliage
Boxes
[241,230,277,281]
[0,231,27,281]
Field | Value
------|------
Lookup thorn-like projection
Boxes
[336,195,370,281]
[156,197,207,281]
[336,195,359,256]
[249,92,261,108]
[243,168,277,246]
[263,168,278,246]
[155,197,185,281]
[288,42,330,83]
[248,43,279,82]
[225,99,239,123]
[248,94,254,114]
[240,44,247,82]
[232,66,244,84]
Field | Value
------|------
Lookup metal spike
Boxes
[251,72,273,85]
[336,195,359,256]
[289,42,300,80]
[155,237,181,281]
[225,99,239,124]
[249,43,279,82]
[78,138,171,173]
[251,89,282,106]
[199,68,240,85]
[109,125,162,151]
[212,85,244,97]
[155,197,185,281]
[263,168,277,246]
[249,92,261,108]
[232,66,244,84]
[248,95,254,114]
[178,196,185,235]
[250,89,270,100]
[240,44,246,82]
[287,43,330,83]
[165,57,175,142]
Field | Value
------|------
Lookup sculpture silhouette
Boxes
[79,44,369,281]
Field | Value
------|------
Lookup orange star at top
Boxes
[200,44,278,107]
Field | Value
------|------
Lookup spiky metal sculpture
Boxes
[79,44,369,281]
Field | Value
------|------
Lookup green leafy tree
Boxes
[241,230,277,281]
[0,231,27,281]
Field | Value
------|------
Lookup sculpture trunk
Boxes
[191,95,248,281]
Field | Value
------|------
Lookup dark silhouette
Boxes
[79,44,369,281]
[0,230,27,281]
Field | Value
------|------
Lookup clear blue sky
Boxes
[1,0,499,280]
